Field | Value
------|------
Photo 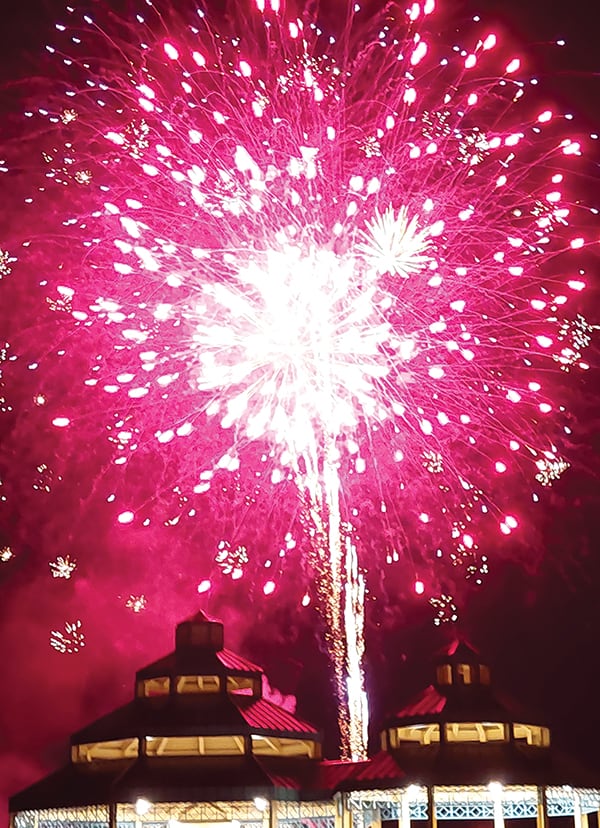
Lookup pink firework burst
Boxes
[0,0,596,757]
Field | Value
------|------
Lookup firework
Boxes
[0,0,596,758]
[0,546,13,563]
[49,555,77,579]
[50,620,85,654]
[126,594,148,612]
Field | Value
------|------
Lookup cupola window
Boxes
[444,722,507,742]
[227,675,260,697]
[145,734,246,756]
[436,664,452,685]
[251,735,319,758]
[73,738,139,762]
[137,676,170,698]
[455,663,473,684]
[512,723,550,746]
[389,724,441,746]
[176,675,221,694]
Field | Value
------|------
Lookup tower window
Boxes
[176,675,221,694]
[436,664,452,685]
[455,663,472,684]
[512,723,550,746]
[390,724,441,746]
[137,677,170,697]
[445,722,506,742]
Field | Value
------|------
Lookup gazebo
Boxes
[335,640,600,828]
[10,614,600,828]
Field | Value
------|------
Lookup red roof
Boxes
[241,698,319,734]
[219,647,263,673]
[394,684,447,718]
[317,752,406,791]
[350,750,406,784]
[318,760,366,789]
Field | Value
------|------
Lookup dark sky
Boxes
[1,0,599,824]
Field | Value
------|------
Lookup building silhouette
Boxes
[10,613,600,828]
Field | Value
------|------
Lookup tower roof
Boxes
[374,637,599,788]
[10,612,323,812]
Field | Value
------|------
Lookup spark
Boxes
[0,250,13,278]
[423,450,444,474]
[216,542,249,579]
[535,457,570,486]
[126,594,147,612]
[50,620,85,653]
[0,546,14,562]
[430,593,459,625]
[49,555,77,579]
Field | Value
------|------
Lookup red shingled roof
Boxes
[240,698,319,735]
[350,751,406,784]
[394,684,447,718]
[318,760,366,789]
[218,647,263,673]
[316,753,406,791]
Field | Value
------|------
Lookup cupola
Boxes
[380,638,551,765]
[65,612,321,774]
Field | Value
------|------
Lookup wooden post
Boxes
[400,790,411,828]
[426,787,437,828]
[369,807,382,828]
[537,786,549,828]
[335,794,353,828]
[492,790,505,828]
[573,791,589,828]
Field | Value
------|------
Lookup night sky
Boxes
[1,0,599,824]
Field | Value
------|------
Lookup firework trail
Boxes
[0,0,596,757]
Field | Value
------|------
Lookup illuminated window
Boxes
[455,663,472,684]
[176,675,221,694]
[436,664,452,685]
[480,664,491,684]
[390,724,441,746]
[445,722,507,742]
[73,738,139,762]
[251,735,319,758]
[145,734,245,756]
[512,723,550,747]
[227,675,259,696]
[137,676,170,698]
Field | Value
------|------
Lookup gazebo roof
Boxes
[71,694,318,746]
[386,639,541,728]
[10,612,324,814]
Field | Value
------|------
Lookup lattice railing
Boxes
[15,808,109,828]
